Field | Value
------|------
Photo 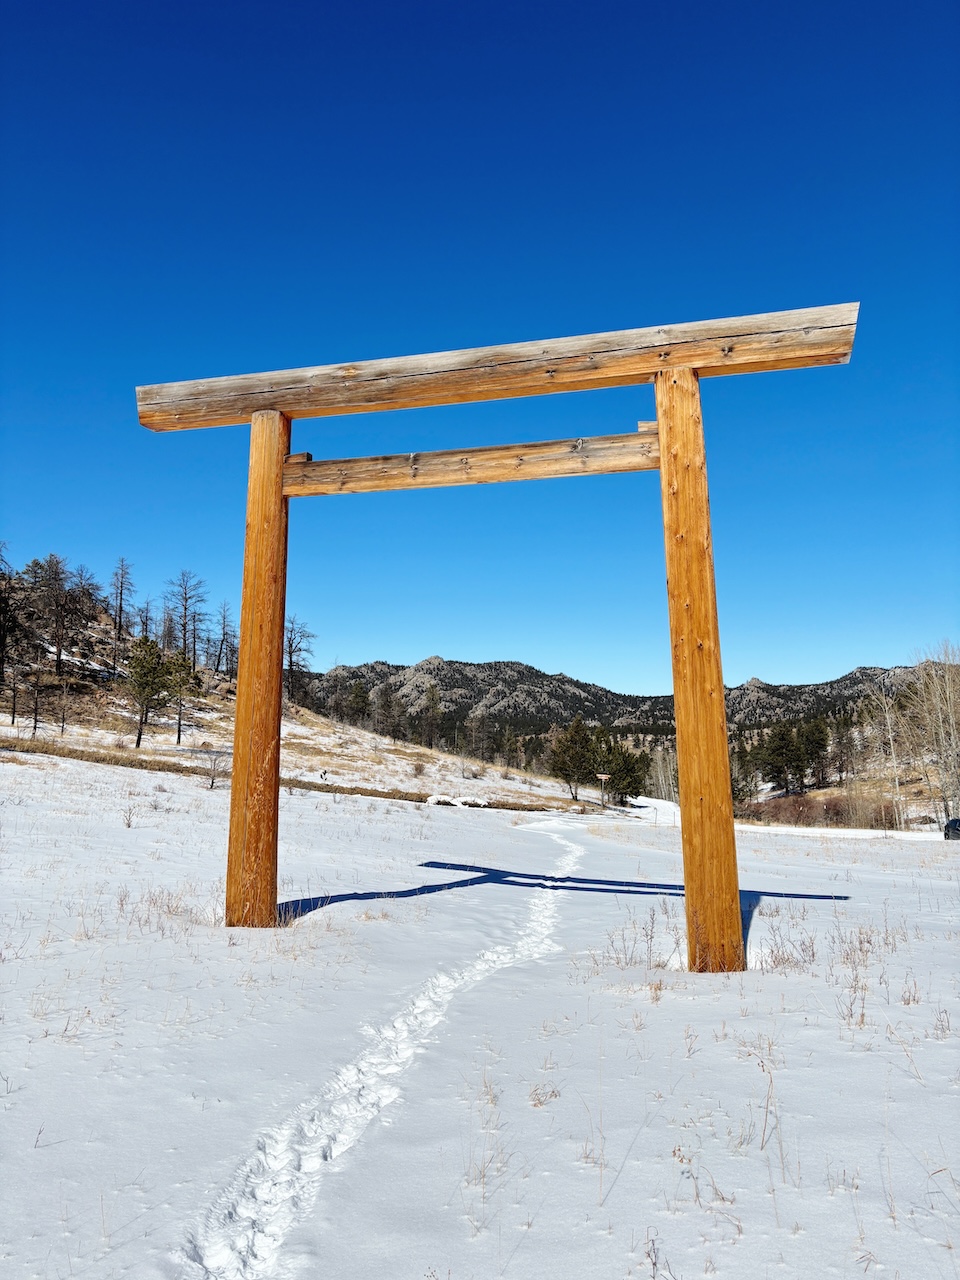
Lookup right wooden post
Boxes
[655,367,745,973]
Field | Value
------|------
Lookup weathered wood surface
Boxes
[282,427,660,496]
[226,410,290,928]
[655,368,744,973]
[137,303,859,431]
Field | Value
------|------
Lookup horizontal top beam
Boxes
[282,426,660,497]
[137,303,859,432]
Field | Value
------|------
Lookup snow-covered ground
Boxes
[2,751,957,1280]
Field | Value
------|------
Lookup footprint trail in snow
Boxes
[177,823,582,1280]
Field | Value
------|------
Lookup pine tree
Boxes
[755,722,808,793]
[830,713,855,784]
[166,648,201,746]
[799,717,830,788]
[374,684,401,738]
[421,682,442,747]
[500,728,520,768]
[346,679,370,725]
[549,715,596,800]
[0,545,28,688]
[593,729,650,804]
[126,638,172,748]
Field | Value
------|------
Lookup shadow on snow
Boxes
[278,859,849,947]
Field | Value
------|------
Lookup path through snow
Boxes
[177,823,582,1280]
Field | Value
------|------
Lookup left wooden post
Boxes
[226,409,291,927]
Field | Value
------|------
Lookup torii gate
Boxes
[136,302,859,971]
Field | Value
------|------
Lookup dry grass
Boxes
[0,735,553,812]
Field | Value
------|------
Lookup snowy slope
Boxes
[1,751,957,1280]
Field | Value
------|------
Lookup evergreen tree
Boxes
[346,679,370,725]
[374,683,403,738]
[126,638,172,748]
[593,728,650,804]
[799,717,830,788]
[166,648,201,746]
[755,722,795,793]
[830,713,855,784]
[421,682,442,747]
[549,715,596,800]
[0,545,28,687]
[465,713,495,761]
[500,727,520,768]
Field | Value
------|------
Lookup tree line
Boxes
[0,547,241,745]
[309,673,654,798]
[726,646,960,830]
[3,545,956,824]
[300,671,551,769]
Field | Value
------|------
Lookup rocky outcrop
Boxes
[303,657,915,734]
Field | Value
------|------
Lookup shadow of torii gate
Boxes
[277,859,851,955]
[136,302,859,972]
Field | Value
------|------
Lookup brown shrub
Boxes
[738,792,897,830]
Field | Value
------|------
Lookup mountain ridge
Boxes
[303,656,914,735]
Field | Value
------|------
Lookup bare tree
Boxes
[899,642,960,826]
[648,744,679,804]
[164,570,208,668]
[109,557,135,673]
[284,615,316,701]
[210,600,237,674]
[23,554,69,675]
[199,742,230,789]
[137,595,155,641]
[7,628,32,726]
[19,555,101,679]
[68,564,103,655]
[866,684,907,830]
[30,637,46,738]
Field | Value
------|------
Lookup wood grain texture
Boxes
[656,368,744,973]
[282,427,660,496]
[226,410,290,928]
[137,303,859,431]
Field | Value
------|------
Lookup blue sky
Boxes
[1,0,957,694]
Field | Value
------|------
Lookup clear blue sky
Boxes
[1,1,957,694]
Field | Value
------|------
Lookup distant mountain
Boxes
[304,656,915,736]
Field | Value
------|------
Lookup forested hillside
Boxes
[303,655,915,738]
[1,545,956,829]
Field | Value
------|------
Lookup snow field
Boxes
[1,752,958,1279]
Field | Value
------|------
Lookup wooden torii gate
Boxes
[137,302,859,972]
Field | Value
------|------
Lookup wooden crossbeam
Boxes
[137,303,859,431]
[282,426,660,497]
